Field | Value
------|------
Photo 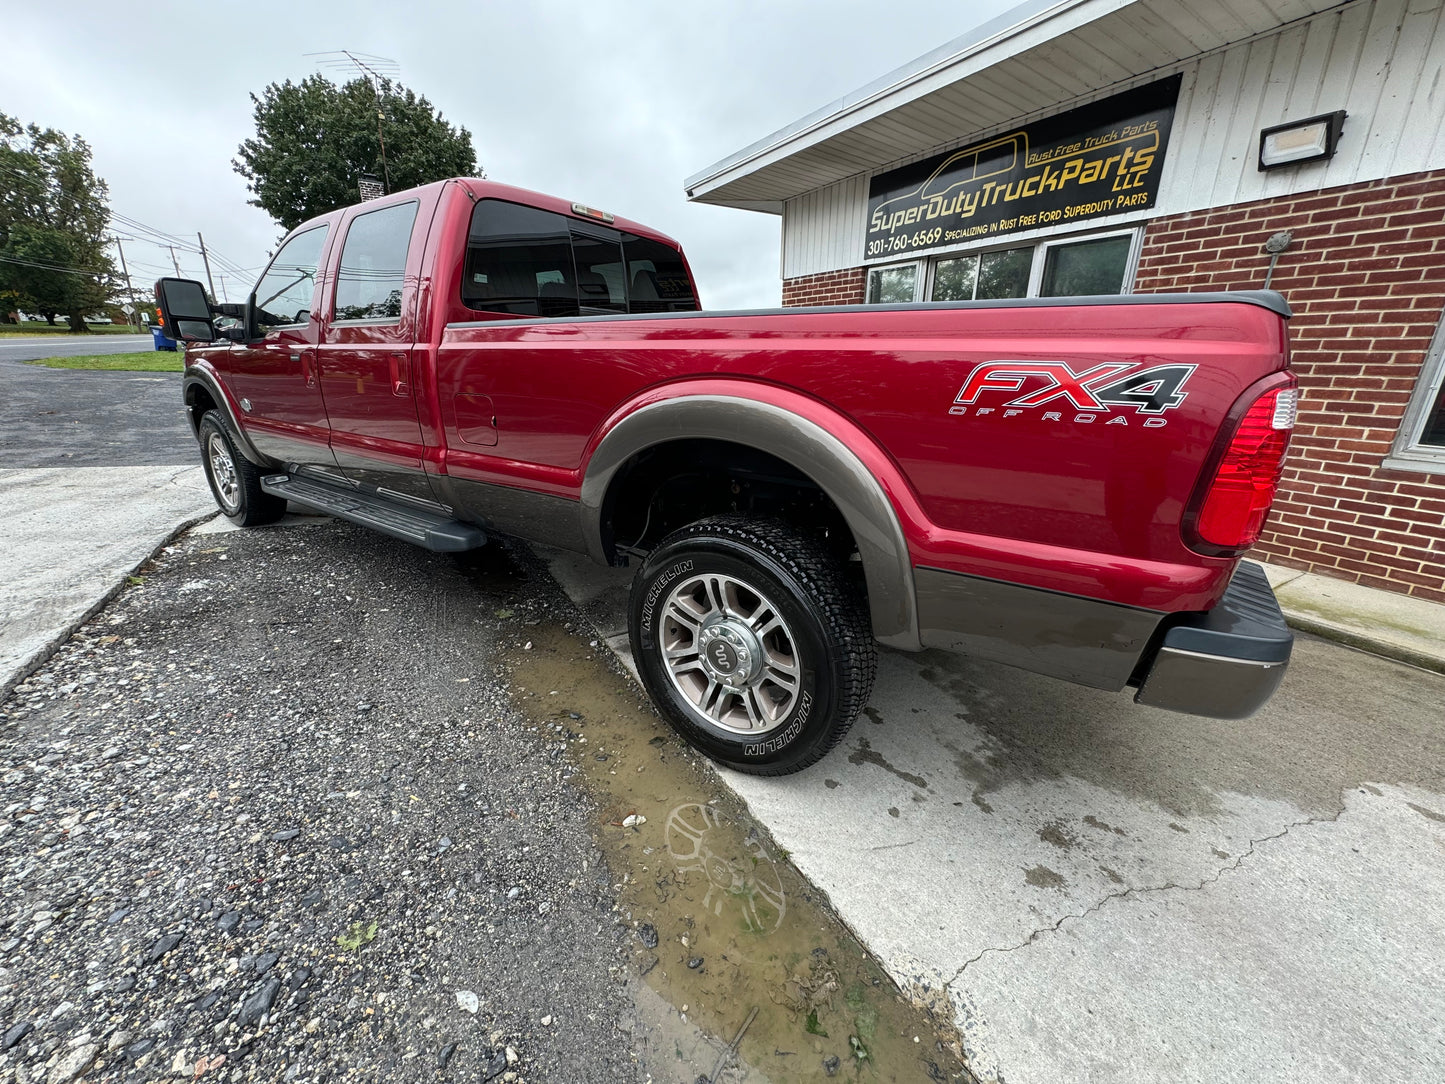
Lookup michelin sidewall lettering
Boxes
[631,542,835,767]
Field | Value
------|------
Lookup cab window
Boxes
[624,235,698,313]
[462,198,698,317]
[463,201,577,317]
[253,225,328,334]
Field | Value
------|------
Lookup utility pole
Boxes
[217,274,229,302]
[197,232,218,300]
[113,237,139,331]
[167,245,182,277]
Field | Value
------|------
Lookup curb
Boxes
[0,509,218,702]
[1279,610,1445,677]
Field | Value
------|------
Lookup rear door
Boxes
[317,197,436,503]
[228,223,334,465]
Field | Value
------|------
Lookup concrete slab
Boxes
[1260,560,1445,675]
[951,782,1445,1084]
[543,548,1445,1084]
[0,466,215,694]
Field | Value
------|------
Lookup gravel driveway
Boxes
[0,524,646,1084]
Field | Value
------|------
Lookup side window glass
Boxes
[253,226,328,334]
[464,200,577,317]
[334,202,418,322]
[624,236,698,313]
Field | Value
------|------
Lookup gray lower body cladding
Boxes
[915,560,1292,719]
[915,566,1164,691]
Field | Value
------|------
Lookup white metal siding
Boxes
[782,0,1445,278]
[782,176,869,280]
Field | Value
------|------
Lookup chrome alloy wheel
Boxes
[658,573,802,735]
[206,432,242,513]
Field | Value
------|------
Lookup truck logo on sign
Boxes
[951,361,1196,424]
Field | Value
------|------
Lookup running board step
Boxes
[261,474,486,552]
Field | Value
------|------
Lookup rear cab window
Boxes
[461,198,697,318]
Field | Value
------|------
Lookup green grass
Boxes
[24,351,183,372]
[0,321,145,335]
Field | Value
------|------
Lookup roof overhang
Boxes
[686,0,1352,211]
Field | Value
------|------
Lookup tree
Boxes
[0,113,116,330]
[234,75,478,231]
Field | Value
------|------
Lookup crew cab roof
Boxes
[284,178,685,252]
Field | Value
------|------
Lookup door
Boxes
[228,223,334,466]
[317,199,436,503]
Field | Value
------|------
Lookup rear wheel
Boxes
[198,411,285,527]
[628,515,875,775]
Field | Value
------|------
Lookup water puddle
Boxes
[503,621,969,1083]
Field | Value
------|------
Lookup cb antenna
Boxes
[307,50,401,194]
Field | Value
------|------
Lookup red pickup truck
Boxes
[157,177,1297,775]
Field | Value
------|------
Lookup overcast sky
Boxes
[4,0,1018,309]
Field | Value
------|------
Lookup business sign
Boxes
[865,75,1182,260]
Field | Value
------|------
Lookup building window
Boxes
[1038,233,1134,297]
[866,263,918,303]
[931,246,1031,301]
[864,227,1141,306]
[1385,312,1445,475]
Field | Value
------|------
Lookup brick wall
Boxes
[781,267,866,307]
[1135,170,1445,602]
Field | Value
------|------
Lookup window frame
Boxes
[328,198,420,327]
[1029,227,1144,298]
[1384,311,1445,475]
[865,261,923,304]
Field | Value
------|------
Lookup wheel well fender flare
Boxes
[581,393,920,650]
[182,366,269,467]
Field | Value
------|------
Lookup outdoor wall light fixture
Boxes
[1258,111,1347,170]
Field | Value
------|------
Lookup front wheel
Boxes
[197,411,285,527]
[628,516,876,776]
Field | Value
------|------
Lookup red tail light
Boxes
[1192,379,1298,551]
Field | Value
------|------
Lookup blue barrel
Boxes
[150,324,177,351]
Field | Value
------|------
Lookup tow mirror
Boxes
[154,278,216,342]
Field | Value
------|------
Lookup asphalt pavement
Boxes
[0,354,195,468]
[0,333,152,362]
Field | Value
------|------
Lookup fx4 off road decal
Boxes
[949,361,1197,427]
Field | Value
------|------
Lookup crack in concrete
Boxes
[944,805,1347,988]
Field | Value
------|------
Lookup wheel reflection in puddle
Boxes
[664,803,786,935]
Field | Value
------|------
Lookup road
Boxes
[0,333,152,362]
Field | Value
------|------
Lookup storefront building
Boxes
[687,0,1445,602]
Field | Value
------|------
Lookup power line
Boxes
[0,253,110,277]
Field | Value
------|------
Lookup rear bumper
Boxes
[1133,561,1292,719]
